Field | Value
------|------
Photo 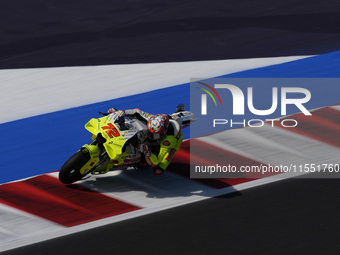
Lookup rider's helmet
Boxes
[147,114,170,140]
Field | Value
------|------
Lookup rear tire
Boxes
[59,150,91,184]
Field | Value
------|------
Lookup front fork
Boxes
[79,136,131,176]
[79,144,101,175]
[79,143,118,175]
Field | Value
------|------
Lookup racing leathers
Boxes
[124,108,183,175]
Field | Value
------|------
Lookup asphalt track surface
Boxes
[2,0,340,254]
[1,0,340,68]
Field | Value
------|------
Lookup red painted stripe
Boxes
[275,107,340,148]
[0,175,141,227]
[169,140,274,189]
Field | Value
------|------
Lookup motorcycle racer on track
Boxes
[108,108,184,176]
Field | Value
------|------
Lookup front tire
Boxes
[59,150,91,184]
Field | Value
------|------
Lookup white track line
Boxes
[0,56,312,124]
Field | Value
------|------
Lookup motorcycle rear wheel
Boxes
[59,150,90,184]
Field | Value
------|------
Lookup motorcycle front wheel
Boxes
[58,150,91,184]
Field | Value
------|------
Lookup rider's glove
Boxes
[108,108,118,114]
[137,144,151,157]
[153,166,164,176]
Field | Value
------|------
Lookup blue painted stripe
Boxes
[1,50,340,184]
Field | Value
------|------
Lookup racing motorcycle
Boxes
[58,104,195,184]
